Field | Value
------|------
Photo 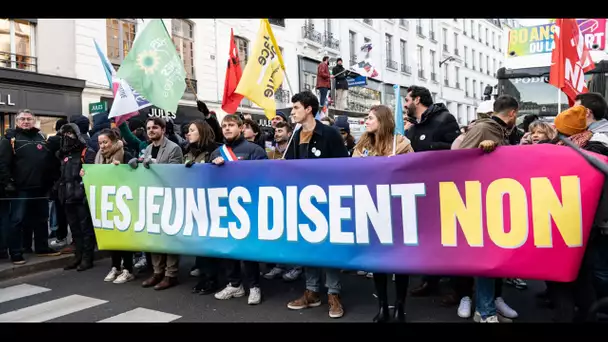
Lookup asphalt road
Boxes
[0,257,553,322]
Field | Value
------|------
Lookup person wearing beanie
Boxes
[553,105,608,156]
[196,100,222,144]
[334,116,355,155]
[69,115,96,164]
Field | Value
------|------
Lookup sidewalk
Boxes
[0,250,110,282]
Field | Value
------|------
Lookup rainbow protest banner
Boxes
[83,145,606,282]
[507,19,606,57]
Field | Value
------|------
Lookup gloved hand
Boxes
[185,160,195,168]
[142,157,152,169]
[128,158,140,169]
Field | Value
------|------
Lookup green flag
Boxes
[117,19,186,113]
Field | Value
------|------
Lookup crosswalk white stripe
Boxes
[98,307,181,322]
[0,284,51,304]
[0,295,107,322]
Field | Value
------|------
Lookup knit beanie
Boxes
[554,105,587,136]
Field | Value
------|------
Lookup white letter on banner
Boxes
[134,187,147,232]
[298,185,328,243]
[183,188,209,237]
[161,188,185,236]
[392,183,426,246]
[354,184,393,244]
[208,187,229,238]
[258,186,285,241]
[89,186,102,227]
[286,186,299,242]
[146,187,164,234]
[229,186,252,240]
[328,185,355,244]
[101,186,116,229]
[114,186,133,232]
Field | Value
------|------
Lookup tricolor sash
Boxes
[219,145,238,162]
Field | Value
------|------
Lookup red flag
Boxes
[549,19,596,106]
[221,29,244,114]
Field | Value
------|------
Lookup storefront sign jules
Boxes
[147,107,176,120]
[89,101,108,115]
[0,93,16,107]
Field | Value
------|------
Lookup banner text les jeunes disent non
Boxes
[83,145,607,282]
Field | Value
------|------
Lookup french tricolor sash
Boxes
[219,144,238,162]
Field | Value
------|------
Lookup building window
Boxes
[465,77,469,96]
[385,34,393,60]
[417,45,424,78]
[473,80,477,98]
[471,49,476,69]
[455,66,460,88]
[443,63,448,86]
[234,35,250,106]
[349,30,356,64]
[497,34,502,51]
[479,52,483,72]
[442,28,448,52]
[470,20,475,38]
[453,33,459,55]
[400,39,410,74]
[464,46,468,66]
[171,19,195,80]
[478,23,482,41]
[485,28,489,45]
[0,19,37,72]
[363,19,373,26]
[492,31,496,48]
[325,19,332,34]
[486,55,490,75]
[268,19,285,27]
[430,50,436,80]
[106,19,137,66]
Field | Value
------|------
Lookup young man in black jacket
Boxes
[284,90,349,319]
[210,114,267,305]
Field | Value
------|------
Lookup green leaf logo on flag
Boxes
[117,19,186,113]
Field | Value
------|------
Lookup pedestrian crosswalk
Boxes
[0,283,182,322]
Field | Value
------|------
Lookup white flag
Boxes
[108,79,141,120]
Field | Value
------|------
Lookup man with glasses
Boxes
[5,110,60,265]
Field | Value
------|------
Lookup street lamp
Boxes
[438,56,455,103]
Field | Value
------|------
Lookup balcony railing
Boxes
[466,91,470,97]
[399,19,409,30]
[454,48,460,56]
[401,64,411,74]
[386,59,398,70]
[324,32,340,50]
[268,18,285,27]
[456,82,461,89]
[185,78,198,94]
[473,93,477,98]
[302,25,323,45]
[418,69,425,79]
[443,44,448,52]
[429,31,436,42]
[0,51,38,72]
[275,88,291,103]
[363,19,373,26]
[444,79,449,86]
[416,26,425,37]
[431,72,437,82]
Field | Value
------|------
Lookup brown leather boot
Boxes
[142,273,164,288]
[154,276,178,291]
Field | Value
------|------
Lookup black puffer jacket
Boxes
[7,127,55,191]
[56,123,89,204]
[332,64,349,90]
[405,103,461,152]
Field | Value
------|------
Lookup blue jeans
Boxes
[305,267,341,295]
[475,277,496,318]
[318,88,329,107]
[49,200,57,231]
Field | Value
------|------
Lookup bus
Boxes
[497,19,608,124]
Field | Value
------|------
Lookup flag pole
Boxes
[557,88,562,113]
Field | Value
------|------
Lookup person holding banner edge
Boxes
[352,104,414,322]
[209,114,268,305]
[284,90,349,319]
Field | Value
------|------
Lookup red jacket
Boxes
[316,62,330,89]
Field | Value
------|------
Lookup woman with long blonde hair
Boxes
[352,104,413,323]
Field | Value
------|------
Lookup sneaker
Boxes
[263,267,284,280]
[495,297,518,319]
[134,256,147,269]
[248,287,262,305]
[11,255,26,265]
[282,268,302,282]
[49,238,67,249]
[113,269,135,284]
[189,268,201,277]
[474,311,500,323]
[104,267,120,282]
[505,278,528,290]
[457,296,472,318]
[328,294,344,318]
[214,284,245,300]
[356,270,367,276]
[366,272,373,279]
[287,290,322,310]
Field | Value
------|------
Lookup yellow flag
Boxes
[235,20,284,120]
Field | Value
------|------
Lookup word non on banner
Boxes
[508,19,606,57]
[82,145,606,282]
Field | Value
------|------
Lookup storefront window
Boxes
[2,113,10,134]
[347,87,381,113]
[36,116,63,137]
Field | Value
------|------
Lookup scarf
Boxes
[557,130,593,149]
[95,140,124,164]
